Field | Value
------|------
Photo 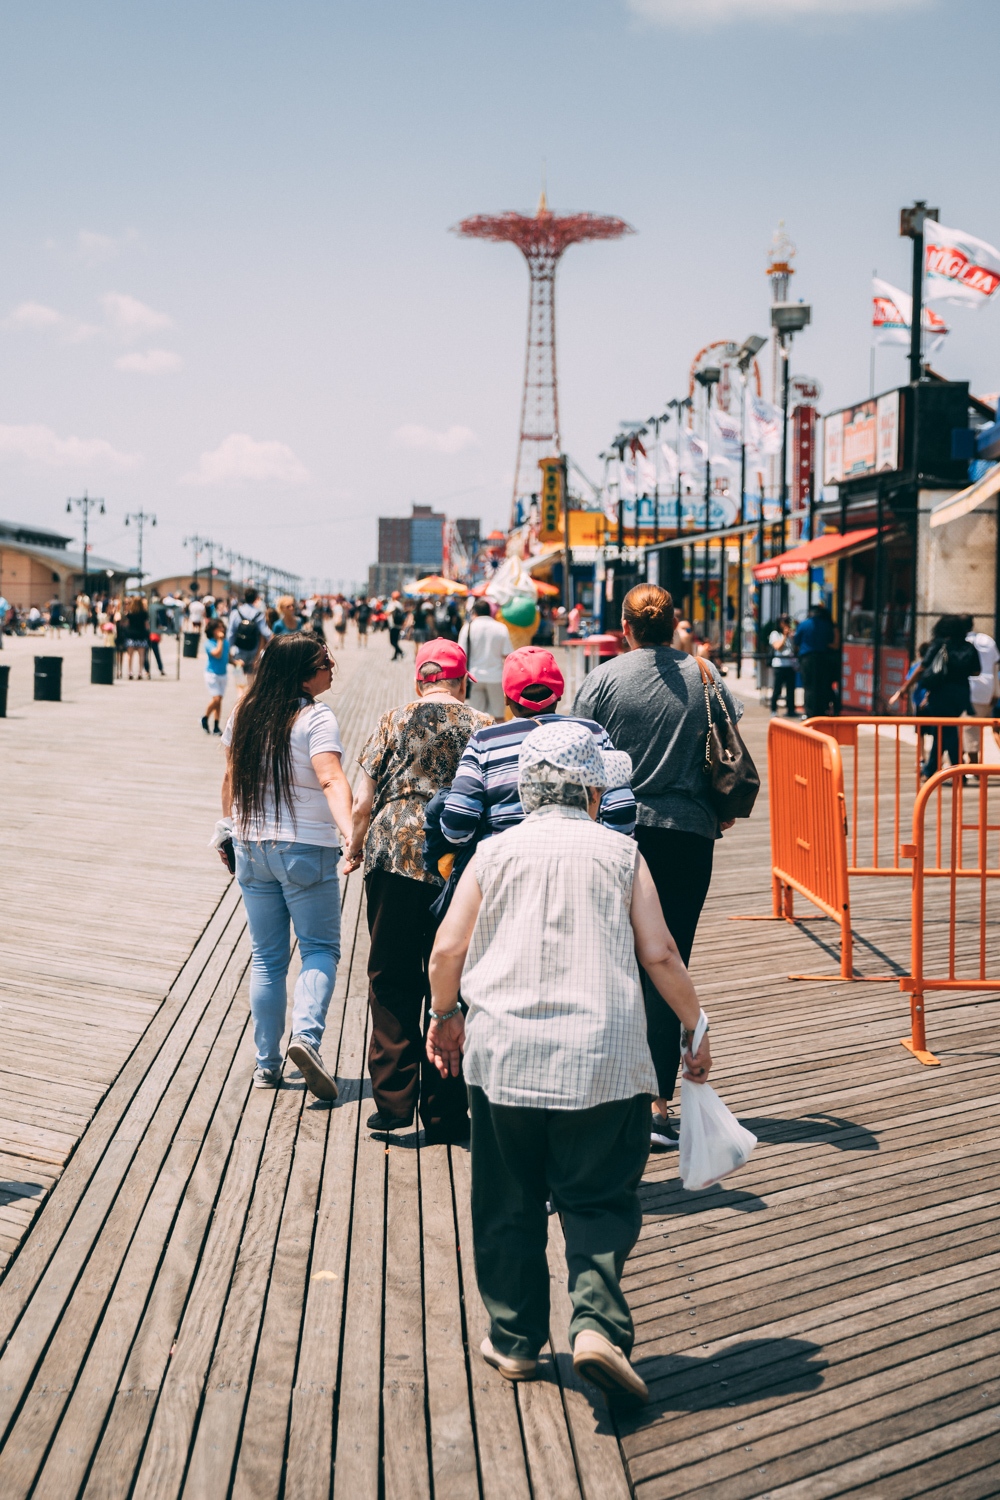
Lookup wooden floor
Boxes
[0,636,997,1498]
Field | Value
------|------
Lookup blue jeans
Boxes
[235,840,342,1071]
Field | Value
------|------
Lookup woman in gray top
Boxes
[573,582,742,1152]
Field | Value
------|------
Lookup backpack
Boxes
[233,607,261,652]
[926,639,979,684]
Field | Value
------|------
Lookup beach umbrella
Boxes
[414,575,469,596]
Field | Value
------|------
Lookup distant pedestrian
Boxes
[458,599,511,720]
[124,595,150,679]
[672,617,695,654]
[911,616,981,779]
[794,603,836,718]
[331,598,347,649]
[388,591,406,660]
[273,595,303,635]
[203,618,230,733]
[355,597,371,646]
[426,721,711,1404]
[220,634,352,1098]
[769,615,798,717]
[574,583,742,1153]
[344,638,491,1141]
[962,614,1000,759]
[227,588,272,689]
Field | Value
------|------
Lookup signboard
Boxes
[823,390,902,484]
[538,457,564,541]
[841,644,910,711]
[790,375,823,407]
[792,406,816,505]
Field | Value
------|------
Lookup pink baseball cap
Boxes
[415,637,476,682]
[502,646,565,710]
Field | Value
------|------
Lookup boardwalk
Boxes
[0,634,997,1498]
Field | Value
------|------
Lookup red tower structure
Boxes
[454,192,633,519]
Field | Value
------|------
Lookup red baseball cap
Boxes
[502,646,565,710]
[415,637,476,683]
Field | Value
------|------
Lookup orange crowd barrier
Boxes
[763,718,854,978]
[804,716,1000,878]
[899,765,1000,1066]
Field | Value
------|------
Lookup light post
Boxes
[694,367,720,642]
[734,335,766,677]
[770,302,812,609]
[124,510,156,589]
[66,493,105,600]
[184,535,210,594]
[900,201,938,385]
[666,396,692,612]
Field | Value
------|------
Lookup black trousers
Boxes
[800,652,832,718]
[388,626,403,659]
[771,665,797,715]
[634,825,715,1102]
[365,867,468,1132]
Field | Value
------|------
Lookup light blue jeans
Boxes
[234,840,342,1071]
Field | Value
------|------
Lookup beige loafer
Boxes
[572,1330,648,1405]
[481,1337,537,1382]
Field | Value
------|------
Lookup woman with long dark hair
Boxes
[220,634,353,1098]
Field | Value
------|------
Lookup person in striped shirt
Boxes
[439,646,636,846]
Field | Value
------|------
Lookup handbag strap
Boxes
[694,657,733,770]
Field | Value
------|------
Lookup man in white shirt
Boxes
[963,614,1000,757]
[187,596,206,630]
[459,600,511,720]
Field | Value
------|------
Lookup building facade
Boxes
[0,519,128,610]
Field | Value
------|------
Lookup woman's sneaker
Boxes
[253,1065,282,1089]
[650,1108,680,1152]
[286,1036,338,1101]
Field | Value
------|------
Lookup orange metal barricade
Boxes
[899,765,1000,1066]
[804,716,1000,879]
[765,719,854,978]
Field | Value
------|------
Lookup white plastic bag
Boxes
[677,1015,757,1191]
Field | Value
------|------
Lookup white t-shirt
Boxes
[967,631,1000,707]
[458,615,511,683]
[188,600,206,626]
[223,700,344,847]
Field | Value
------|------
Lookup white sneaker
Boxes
[650,1108,679,1152]
[480,1337,537,1382]
[572,1330,648,1405]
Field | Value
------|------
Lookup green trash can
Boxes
[183,630,201,659]
[91,645,115,685]
[34,656,62,702]
[0,663,8,717]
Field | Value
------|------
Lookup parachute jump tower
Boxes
[454,192,633,521]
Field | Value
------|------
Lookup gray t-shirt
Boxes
[572,647,744,840]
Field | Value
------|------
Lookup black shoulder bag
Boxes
[695,657,761,820]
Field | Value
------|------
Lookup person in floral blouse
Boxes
[345,638,491,1142]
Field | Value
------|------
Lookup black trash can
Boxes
[91,645,115,685]
[0,663,8,717]
[34,656,62,702]
[183,630,201,659]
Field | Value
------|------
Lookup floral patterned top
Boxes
[359,699,493,884]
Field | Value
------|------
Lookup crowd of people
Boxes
[213,582,723,1406]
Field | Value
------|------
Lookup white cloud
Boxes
[115,348,183,374]
[628,0,929,22]
[4,301,101,342]
[181,433,309,487]
[391,423,479,455]
[43,228,140,266]
[101,292,173,339]
[0,423,139,471]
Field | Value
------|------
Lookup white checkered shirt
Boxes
[461,804,658,1110]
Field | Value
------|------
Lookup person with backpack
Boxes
[227,587,272,688]
[911,615,981,779]
[387,591,407,660]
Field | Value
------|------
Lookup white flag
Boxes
[619,449,637,501]
[638,453,658,495]
[924,221,1000,307]
[659,439,678,485]
[873,277,948,350]
[710,406,742,469]
[745,393,783,459]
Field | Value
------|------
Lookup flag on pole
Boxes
[873,277,948,351]
[709,406,742,469]
[658,440,678,485]
[745,393,783,460]
[923,221,1000,307]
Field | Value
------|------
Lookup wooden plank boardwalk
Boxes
[0,636,997,1497]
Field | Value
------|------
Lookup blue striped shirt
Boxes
[440,714,637,845]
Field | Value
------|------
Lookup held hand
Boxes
[682,1034,712,1083]
[217,848,232,871]
[426,1014,465,1078]
[720,819,736,832]
[341,846,363,874]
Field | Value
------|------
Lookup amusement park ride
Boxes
[454,191,633,522]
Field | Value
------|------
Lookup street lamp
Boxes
[770,302,811,589]
[646,410,671,547]
[66,493,105,600]
[694,367,721,640]
[124,510,156,588]
[734,336,766,676]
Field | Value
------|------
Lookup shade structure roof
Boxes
[752,528,880,581]
[413,574,468,596]
[929,464,1000,528]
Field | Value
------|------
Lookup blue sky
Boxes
[0,0,997,589]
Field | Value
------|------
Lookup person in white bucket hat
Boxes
[426,721,712,1405]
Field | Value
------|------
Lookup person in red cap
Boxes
[439,645,636,849]
[343,638,492,1141]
